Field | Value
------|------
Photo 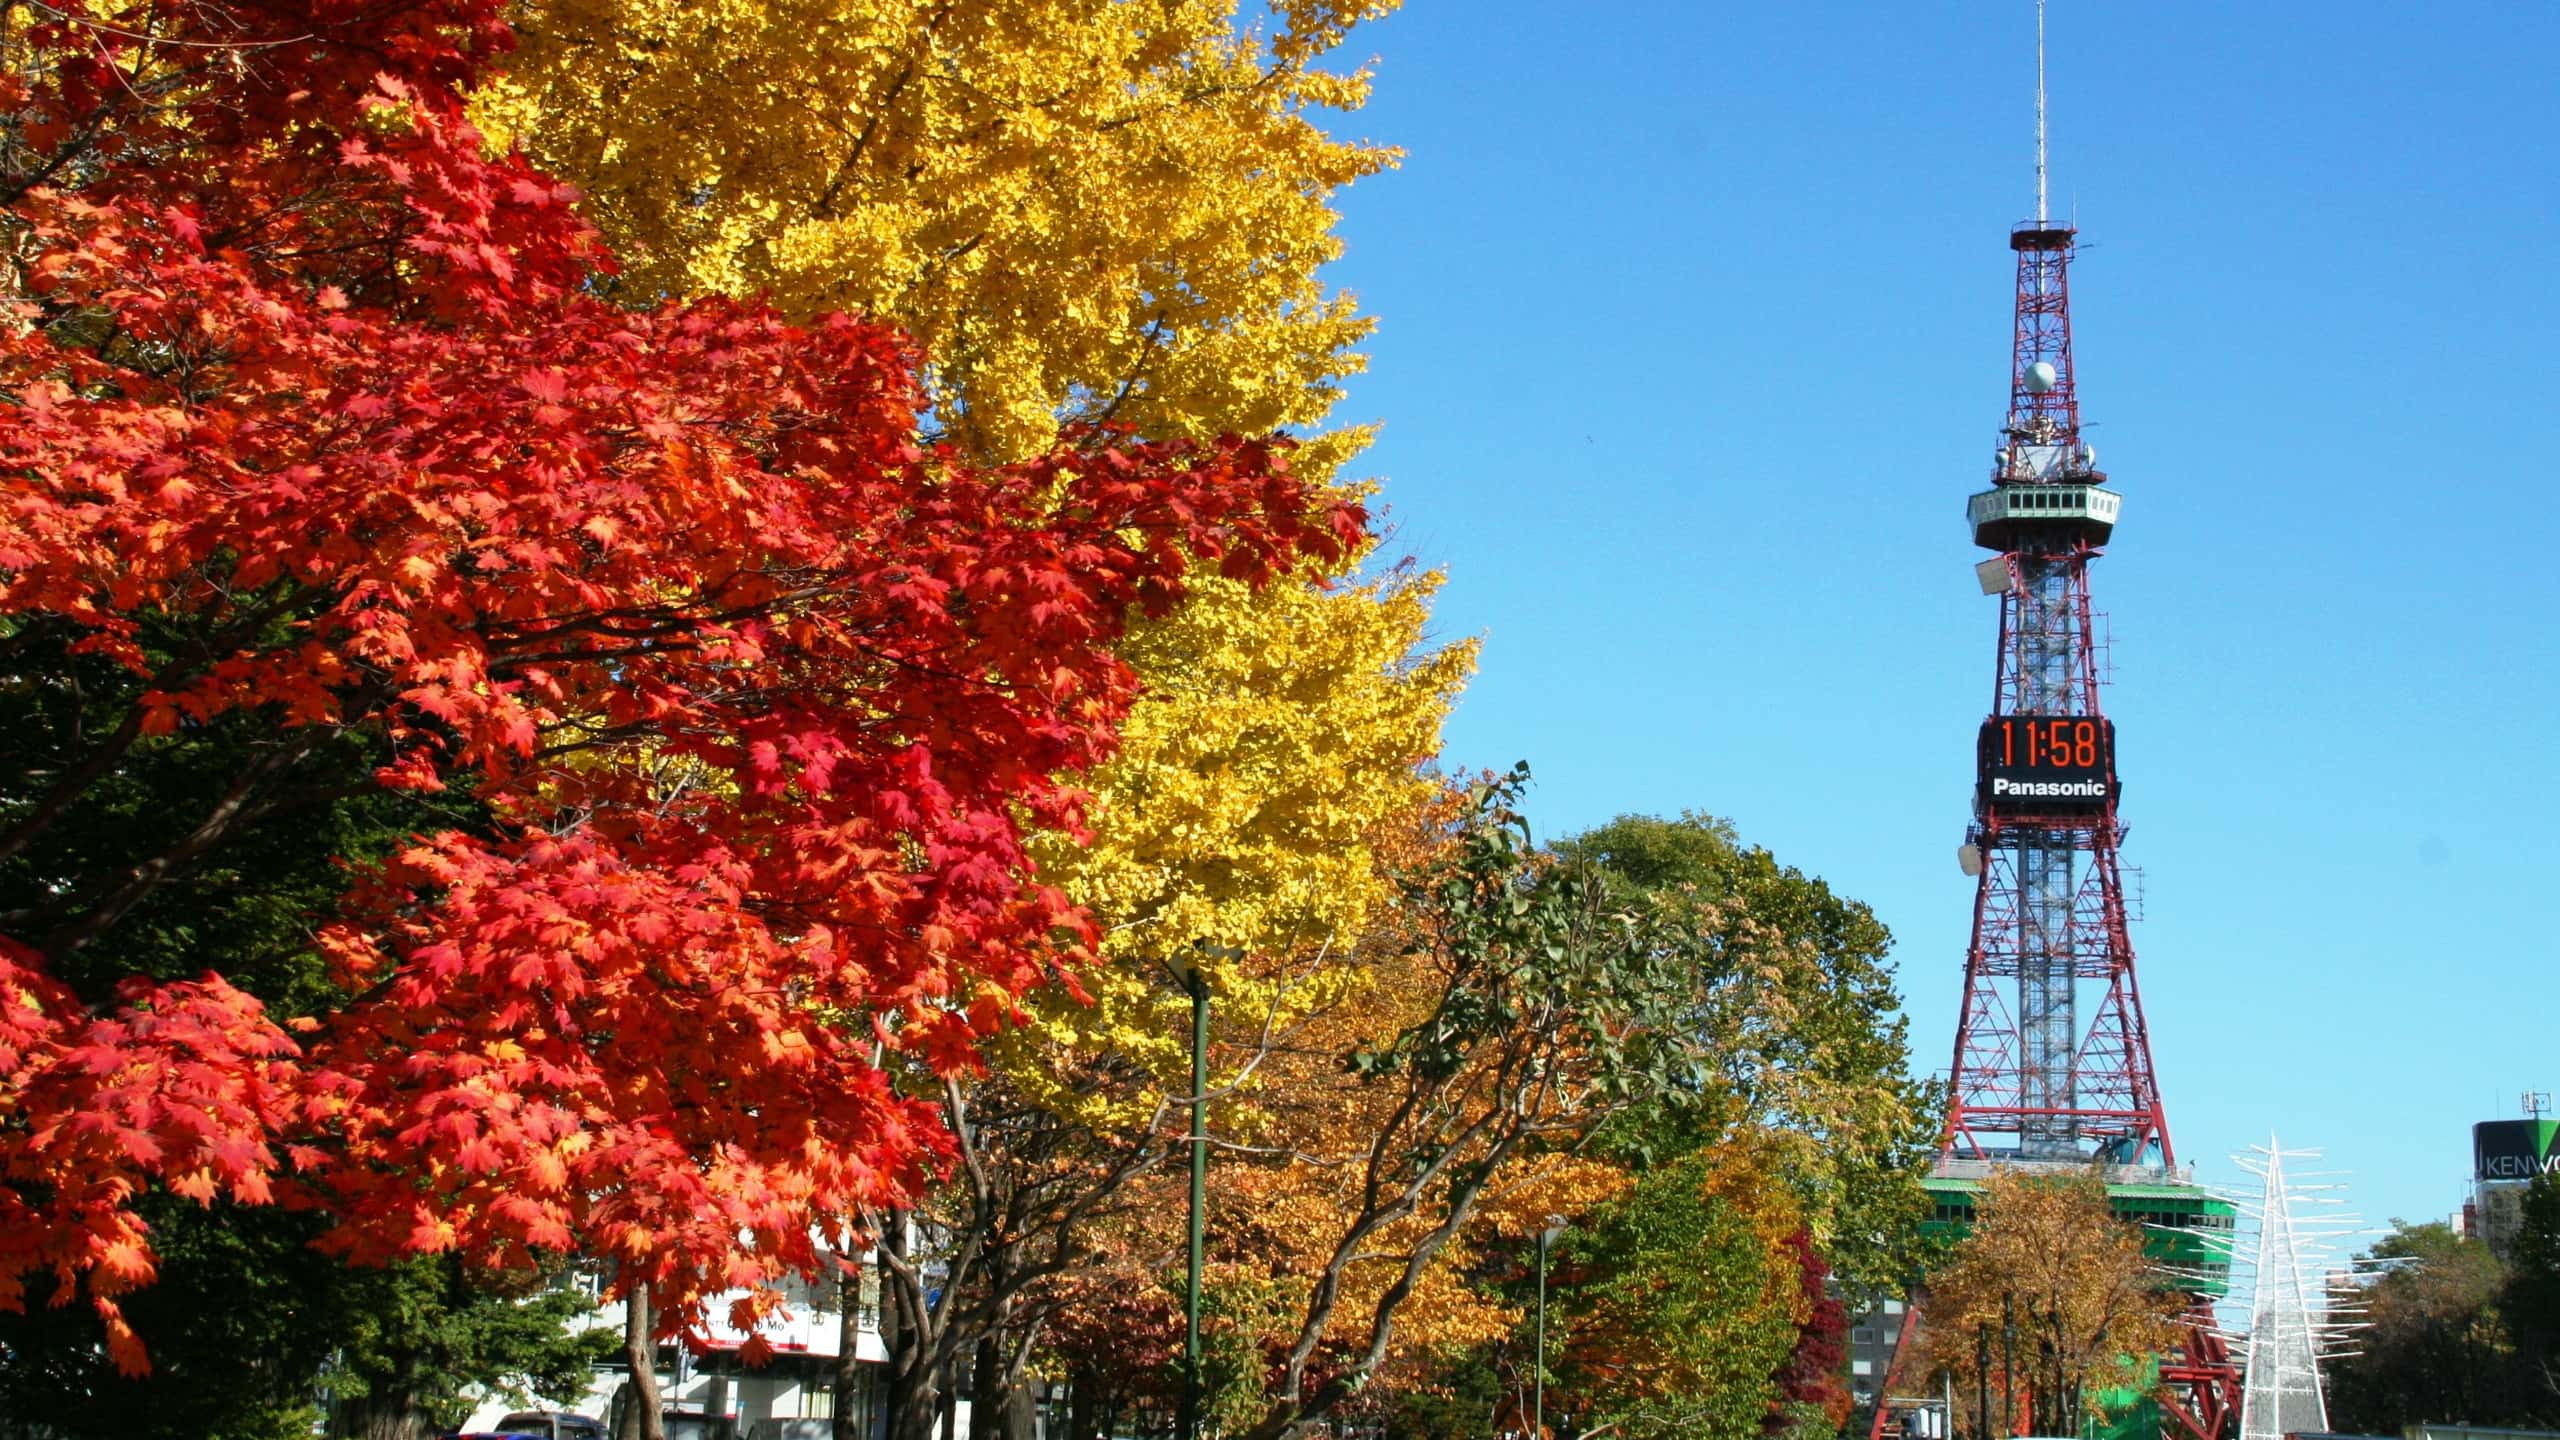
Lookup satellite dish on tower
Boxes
[2023,361,2059,394]
[1957,843,1984,877]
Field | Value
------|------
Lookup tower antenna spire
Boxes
[2036,0,2049,225]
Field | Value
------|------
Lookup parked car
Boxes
[494,1415,608,1440]
[661,1413,741,1440]
[743,1422,834,1440]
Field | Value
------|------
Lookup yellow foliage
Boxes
[1010,568,1472,1122]
[479,0,1399,462]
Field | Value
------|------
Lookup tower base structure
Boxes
[1867,1162,2239,1440]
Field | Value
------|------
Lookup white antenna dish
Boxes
[2023,360,2059,393]
[1957,843,1985,877]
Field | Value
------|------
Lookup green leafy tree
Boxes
[1548,1149,1807,1440]
[2505,1175,2560,1397]
[1370,1347,1509,1440]
[1217,771,1746,1440]
[2327,1220,2552,1432]
[0,1202,339,1440]
[324,1262,616,1440]
[0,1199,607,1440]
[1558,813,1938,1290]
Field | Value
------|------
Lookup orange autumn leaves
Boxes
[0,0,1356,1368]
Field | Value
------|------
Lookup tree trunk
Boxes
[621,1282,666,1440]
[883,1336,943,1439]
[836,1255,868,1440]
[938,1353,960,1440]
[968,1332,1035,1440]
[879,1217,945,1440]
[1065,1368,1096,1440]
[338,1395,432,1440]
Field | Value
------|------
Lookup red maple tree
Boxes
[0,0,1360,1371]
[1767,1228,1854,1433]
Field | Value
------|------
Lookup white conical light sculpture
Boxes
[2227,1139,2370,1440]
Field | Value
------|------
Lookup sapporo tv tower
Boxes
[1875,7,2242,1440]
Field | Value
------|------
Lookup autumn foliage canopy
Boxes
[0,0,1357,1371]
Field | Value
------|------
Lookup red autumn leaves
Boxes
[0,0,1361,1370]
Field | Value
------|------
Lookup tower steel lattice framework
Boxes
[1946,222,2162,1170]
[1867,89,2244,1440]
[1949,211,2240,1440]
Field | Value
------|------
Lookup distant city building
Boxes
[1844,1296,1909,1412]
[456,1251,924,1438]
[2471,1110,2559,1259]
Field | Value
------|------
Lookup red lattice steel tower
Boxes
[1871,211,2240,1440]
[1865,12,2243,1440]
[1944,218,2168,1169]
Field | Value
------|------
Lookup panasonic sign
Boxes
[1990,778,2110,799]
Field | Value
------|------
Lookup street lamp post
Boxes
[1974,1324,1991,1440]
[1534,1216,1567,1439]
[1999,1292,2017,1440]
[1171,944,1237,1440]
[1178,962,1206,1440]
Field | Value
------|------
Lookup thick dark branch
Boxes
[1281,1130,1521,1436]
[27,720,333,960]
[0,704,146,869]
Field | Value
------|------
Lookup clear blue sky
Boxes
[1319,1,2560,1236]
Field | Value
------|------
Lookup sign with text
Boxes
[1976,715,2118,815]
[2475,1120,2560,1183]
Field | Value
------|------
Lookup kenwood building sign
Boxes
[2471,1117,2560,1256]
[2474,1120,2560,1182]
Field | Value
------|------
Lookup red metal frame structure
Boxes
[2158,1301,2242,1440]
[1945,557,2168,1162]
[1866,219,2239,1440]
[1944,220,2170,1170]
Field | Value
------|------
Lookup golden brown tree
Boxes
[1915,1169,2186,1438]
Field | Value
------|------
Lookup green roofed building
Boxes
[1919,1161,2239,1300]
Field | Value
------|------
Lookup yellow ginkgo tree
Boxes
[1019,568,1472,1121]
[478,0,1397,463]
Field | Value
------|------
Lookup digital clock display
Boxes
[1976,715,2117,813]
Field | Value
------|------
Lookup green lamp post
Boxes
[1171,943,1240,1440]
[1535,1215,1567,1438]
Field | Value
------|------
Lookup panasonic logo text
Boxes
[1990,779,2109,798]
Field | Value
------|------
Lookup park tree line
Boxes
[2326,1179,2560,1433]
[0,1,1934,1437]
